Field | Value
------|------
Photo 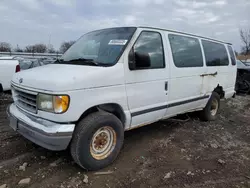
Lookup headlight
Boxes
[37,94,70,113]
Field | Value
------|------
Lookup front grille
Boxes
[13,87,37,114]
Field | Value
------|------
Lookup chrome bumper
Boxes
[7,103,75,151]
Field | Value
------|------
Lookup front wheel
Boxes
[200,92,220,121]
[70,111,124,170]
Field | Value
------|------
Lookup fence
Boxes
[0,52,62,59]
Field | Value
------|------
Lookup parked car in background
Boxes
[41,58,56,65]
[235,59,250,94]
[0,56,20,92]
[19,59,44,70]
[245,59,250,66]
[237,59,250,70]
[0,56,50,92]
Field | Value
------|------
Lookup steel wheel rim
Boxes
[210,99,218,116]
[90,126,117,160]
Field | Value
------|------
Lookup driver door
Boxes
[124,29,169,128]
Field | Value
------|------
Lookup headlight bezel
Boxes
[37,93,70,114]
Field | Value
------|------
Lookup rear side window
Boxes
[202,40,229,66]
[228,45,236,65]
[168,34,203,67]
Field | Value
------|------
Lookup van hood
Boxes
[12,64,124,92]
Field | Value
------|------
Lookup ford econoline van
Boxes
[7,27,237,170]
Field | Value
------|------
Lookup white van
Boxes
[0,57,21,92]
[7,27,237,170]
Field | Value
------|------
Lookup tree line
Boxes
[0,41,75,54]
[240,28,250,56]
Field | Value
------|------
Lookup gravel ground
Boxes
[0,93,250,188]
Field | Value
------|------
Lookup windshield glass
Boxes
[61,27,136,66]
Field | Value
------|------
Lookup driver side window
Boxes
[133,31,165,69]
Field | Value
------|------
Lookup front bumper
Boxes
[7,103,75,151]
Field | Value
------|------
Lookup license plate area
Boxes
[9,116,18,131]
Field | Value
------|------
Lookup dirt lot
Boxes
[1,93,250,188]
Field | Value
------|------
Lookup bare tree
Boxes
[47,44,56,53]
[25,44,47,53]
[33,44,47,53]
[25,45,34,53]
[60,41,75,53]
[14,45,23,52]
[240,28,250,56]
[0,42,11,52]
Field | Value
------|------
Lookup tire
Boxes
[70,111,124,171]
[241,80,250,94]
[200,92,220,121]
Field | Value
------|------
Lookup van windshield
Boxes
[60,27,136,66]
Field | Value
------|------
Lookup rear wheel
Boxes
[70,111,124,170]
[200,92,220,121]
[237,80,250,94]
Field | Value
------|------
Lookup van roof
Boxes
[138,26,232,45]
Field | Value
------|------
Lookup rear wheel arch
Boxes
[213,84,225,99]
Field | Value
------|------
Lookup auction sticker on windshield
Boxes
[108,40,128,45]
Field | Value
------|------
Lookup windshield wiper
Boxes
[54,58,96,66]
[67,58,99,66]
[54,57,111,67]
[56,58,111,67]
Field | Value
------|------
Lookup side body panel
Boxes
[163,31,208,118]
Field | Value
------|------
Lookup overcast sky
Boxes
[0,0,249,51]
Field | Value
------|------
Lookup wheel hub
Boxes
[90,126,116,160]
[93,132,108,150]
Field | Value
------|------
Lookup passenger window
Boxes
[202,40,229,66]
[168,34,203,67]
[228,45,236,66]
[133,31,165,69]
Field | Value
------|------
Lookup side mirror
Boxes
[128,49,151,70]
[128,48,136,70]
[134,51,151,68]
